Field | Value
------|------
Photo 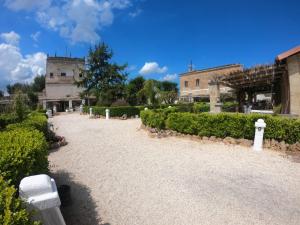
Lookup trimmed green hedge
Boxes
[84,106,140,117]
[0,114,18,129]
[6,112,48,138]
[0,128,48,186]
[141,110,300,144]
[0,176,40,225]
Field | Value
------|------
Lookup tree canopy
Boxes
[77,43,127,106]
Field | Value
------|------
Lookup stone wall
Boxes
[287,53,300,115]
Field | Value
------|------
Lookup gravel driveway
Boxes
[49,113,300,225]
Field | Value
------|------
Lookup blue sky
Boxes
[0,0,299,90]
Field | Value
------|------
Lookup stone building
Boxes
[179,64,242,102]
[39,56,85,111]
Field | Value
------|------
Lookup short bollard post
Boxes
[89,107,93,118]
[19,174,66,225]
[253,119,266,151]
[106,109,110,120]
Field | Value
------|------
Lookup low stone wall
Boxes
[141,125,300,152]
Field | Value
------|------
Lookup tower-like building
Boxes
[40,56,85,111]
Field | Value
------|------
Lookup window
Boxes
[184,81,188,87]
[196,79,200,87]
[61,72,66,77]
[50,73,53,78]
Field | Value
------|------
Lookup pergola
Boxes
[219,64,288,112]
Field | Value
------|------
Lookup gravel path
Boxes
[49,113,300,225]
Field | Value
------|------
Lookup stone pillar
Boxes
[287,53,300,115]
[209,81,221,113]
[68,100,72,109]
[43,100,47,110]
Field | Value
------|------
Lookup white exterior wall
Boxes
[45,57,84,101]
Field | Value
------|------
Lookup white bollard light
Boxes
[79,105,83,114]
[106,109,110,120]
[19,174,66,225]
[168,106,172,108]
[89,107,93,118]
[253,119,266,151]
[144,107,148,111]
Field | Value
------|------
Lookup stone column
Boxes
[287,53,300,115]
[68,100,72,109]
[43,100,47,110]
[209,81,221,113]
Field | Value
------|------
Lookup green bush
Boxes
[222,102,238,112]
[0,128,48,186]
[0,176,40,225]
[0,114,18,129]
[84,106,140,117]
[192,102,210,113]
[141,110,300,144]
[6,112,48,138]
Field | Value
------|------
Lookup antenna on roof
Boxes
[188,60,193,72]
[65,46,68,57]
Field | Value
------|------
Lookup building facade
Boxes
[40,56,85,111]
[179,64,243,102]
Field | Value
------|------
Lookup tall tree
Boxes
[31,75,45,92]
[77,43,127,106]
[126,76,146,106]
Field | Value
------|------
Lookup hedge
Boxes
[0,114,18,129]
[84,106,140,117]
[0,176,40,225]
[6,112,49,138]
[0,128,48,186]
[141,110,300,144]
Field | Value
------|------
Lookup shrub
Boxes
[0,176,40,225]
[140,111,300,144]
[0,128,48,186]
[6,113,48,138]
[84,106,140,117]
[222,102,238,112]
[192,102,210,113]
[0,114,18,129]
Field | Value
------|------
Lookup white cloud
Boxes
[5,0,132,44]
[129,8,142,18]
[0,31,20,46]
[127,65,137,72]
[30,31,41,42]
[139,62,168,75]
[0,37,46,90]
[162,73,178,81]
[4,0,51,11]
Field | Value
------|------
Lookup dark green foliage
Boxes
[141,110,300,144]
[84,106,140,117]
[192,102,210,113]
[222,102,238,112]
[76,43,127,106]
[0,128,48,186]
[0,114,18,129]
[126,76,146,106]
[0,176,40,225]
[6,112,48,138]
